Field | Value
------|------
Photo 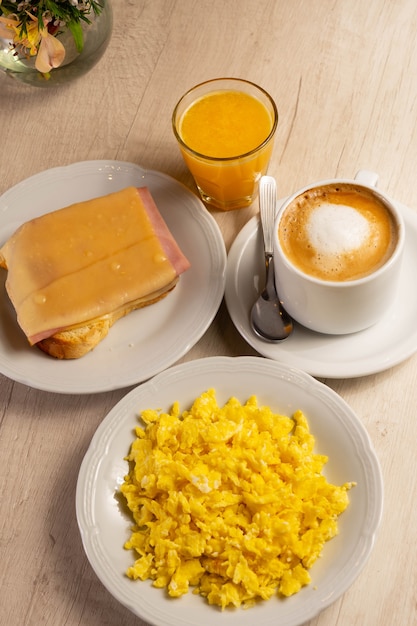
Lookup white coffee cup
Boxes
[273,171,405,335]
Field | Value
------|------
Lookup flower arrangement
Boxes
[0,1,103,75]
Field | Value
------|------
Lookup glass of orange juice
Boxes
[172,78,278,211]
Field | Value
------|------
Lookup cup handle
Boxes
[354,170,379,187]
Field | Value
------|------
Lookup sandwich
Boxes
[0,186,190,359]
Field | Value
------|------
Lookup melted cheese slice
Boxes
[0,186,190,345]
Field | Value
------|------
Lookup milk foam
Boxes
[306,203,370,255]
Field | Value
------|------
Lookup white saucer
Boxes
[225,198,417,378]
[0,161,227,394]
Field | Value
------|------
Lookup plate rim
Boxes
[0,160,227,394]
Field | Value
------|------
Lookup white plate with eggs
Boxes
[76,356,383,626]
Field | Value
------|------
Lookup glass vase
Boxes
[0,1,113,87]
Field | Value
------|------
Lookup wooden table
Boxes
[1,1,416,624]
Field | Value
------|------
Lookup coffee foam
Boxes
[306,203,370,256]
[278,184,398,282]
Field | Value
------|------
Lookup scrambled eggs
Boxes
[120,389,353,609]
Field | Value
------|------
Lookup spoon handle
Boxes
[259,176,277,256]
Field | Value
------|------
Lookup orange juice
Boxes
[173,79,278,210]
[179,91,273,157]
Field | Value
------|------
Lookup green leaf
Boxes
[68,20,84,53]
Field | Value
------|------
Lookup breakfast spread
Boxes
[0,186,190,358]
[120,389,354,609]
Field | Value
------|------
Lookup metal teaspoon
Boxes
[250,176,293,341]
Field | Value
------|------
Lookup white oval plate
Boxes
[0,161,226,394]
[225,199,417,378]
[76,356,383,626]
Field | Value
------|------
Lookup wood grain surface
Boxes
[1,1,417,624]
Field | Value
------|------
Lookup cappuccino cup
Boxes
[273,171,404,334]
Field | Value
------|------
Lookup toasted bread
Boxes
[37,317,113,360]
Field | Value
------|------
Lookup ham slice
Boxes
[136,187,190,276]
